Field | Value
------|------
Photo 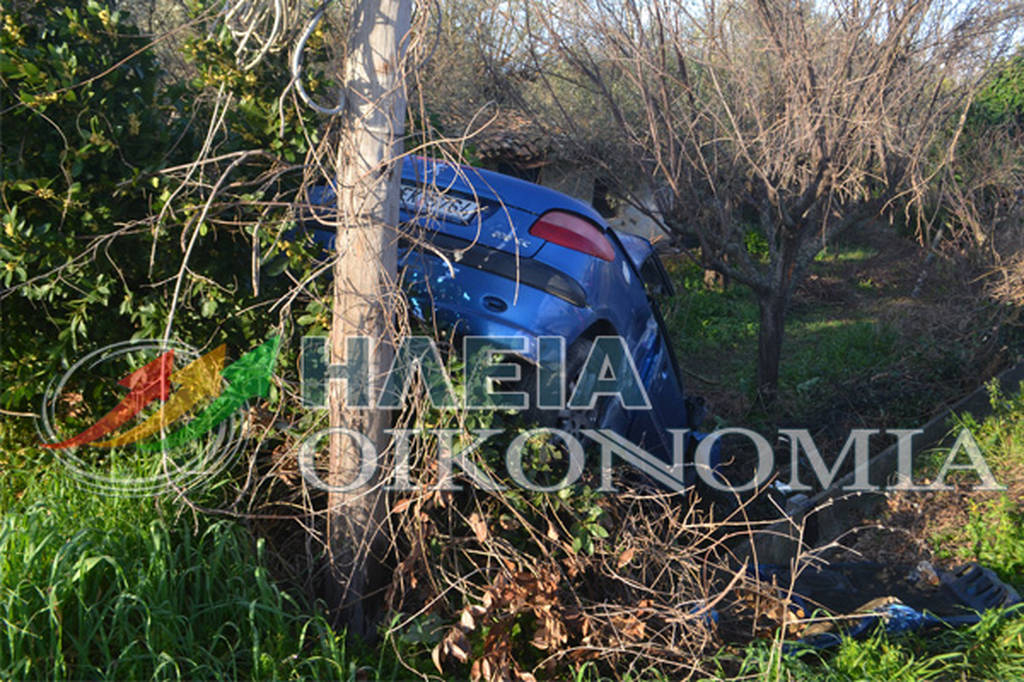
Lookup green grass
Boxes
[950,496,1024,584]
[781,318,896,392]
[814,245,880,263]
[662,259,760,356]
[0,422,405,680]
[714,611,1024,680]
[926,382,1024,586]
[659,257,897,408]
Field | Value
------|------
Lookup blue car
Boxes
[300,156,704,474]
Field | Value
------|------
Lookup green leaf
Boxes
[70,555,111,583]
[264,254,289,277]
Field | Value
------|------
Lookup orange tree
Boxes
[0,0,322,413]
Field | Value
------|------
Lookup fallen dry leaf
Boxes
[460,608,476,631]
[611,614,646,641]
[448,631,470,662]
[469,512,489,543]
[431,643,443,674]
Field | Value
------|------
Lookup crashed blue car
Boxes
[300,156,704,472]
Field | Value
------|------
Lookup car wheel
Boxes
[520,335,608,442]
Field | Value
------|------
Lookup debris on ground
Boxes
[747,561,1022,649]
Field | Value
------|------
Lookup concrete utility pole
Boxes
[326,0,411,635]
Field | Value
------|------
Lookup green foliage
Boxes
[970,53,1024,130]
[660,257,760,355]
[180,17,319,163]
[0,460,404,679]
[743,228,770,264]
[929,383,1024,586]
[1,2,168,214]
[0,0,327,412]
[813,246,879,262]
[943,51,1024,247]
[959,497,1024,585]
[718,610,1024,681]
[1,0,171,404]
[0,7,360,671]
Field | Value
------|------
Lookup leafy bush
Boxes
[928,383,1024,586]
[1,0,324,412]
[969,53,1024,131]
[1,0,174,405]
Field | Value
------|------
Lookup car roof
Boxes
[402,156,608,227]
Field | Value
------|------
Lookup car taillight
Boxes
[528,211,615,261]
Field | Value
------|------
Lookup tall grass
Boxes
[0,449,400,679]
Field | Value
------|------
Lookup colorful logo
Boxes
[39,337,279,495]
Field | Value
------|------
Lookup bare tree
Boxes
[515,0,1022,400]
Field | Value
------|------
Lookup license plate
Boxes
[400,183,481,224]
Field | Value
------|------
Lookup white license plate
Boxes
[401,184,480,224]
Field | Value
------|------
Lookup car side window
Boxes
[638,252,675,298]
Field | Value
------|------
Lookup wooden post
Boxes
[326,0,411,636]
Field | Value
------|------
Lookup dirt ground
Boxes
[804,227,1021,570]
[682,223,1022,571]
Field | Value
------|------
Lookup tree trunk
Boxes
[756,291,786,403]
[327,0,410,637]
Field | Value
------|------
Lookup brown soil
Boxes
[792,226,1021,569]
[832,468,1024,572]
[687,223,1021,569]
